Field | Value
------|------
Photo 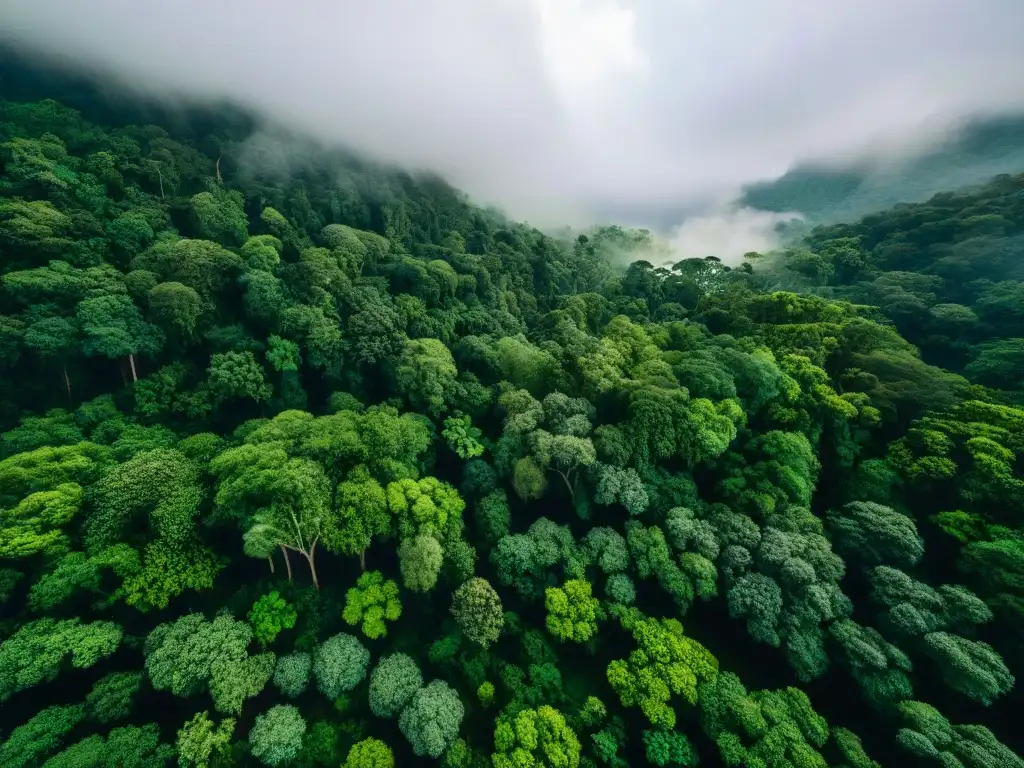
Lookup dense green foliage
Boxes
[0,72,1022,768]
[248,590,297,648]
[368,652,423,718]
[249,705,306,767]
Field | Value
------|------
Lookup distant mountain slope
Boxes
[740,115,1024,224]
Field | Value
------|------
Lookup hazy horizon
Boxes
[2,0,1023,259]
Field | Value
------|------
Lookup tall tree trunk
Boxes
[62,363,72,406]
[359,549,366,572]
[280,546,293,581]
[267,555,275,574]
[556,470,575,502]
[304,548,320,591]
[128,353,138,383]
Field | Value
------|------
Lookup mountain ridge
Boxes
[740,114,1024,225]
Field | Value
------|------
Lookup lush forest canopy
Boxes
[1,62,1023,768]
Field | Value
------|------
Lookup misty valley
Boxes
[2,43,1024,768]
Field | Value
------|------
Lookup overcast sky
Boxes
[2,0,1023,245]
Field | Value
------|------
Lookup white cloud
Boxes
[668,207,802,266]
[0,0,1022,226]
[534,0,649,96]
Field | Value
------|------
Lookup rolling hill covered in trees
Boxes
[740,114,1024,225]
[1,63,1023,768]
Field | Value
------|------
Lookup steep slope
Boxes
[741,115,1024,224]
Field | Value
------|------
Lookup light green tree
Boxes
[248,591,297,647]
[249,705,306,767]
[443,413,485,459]
[176,711,236,768]
[386,476,466,542]
[342,570,402,639]
[399,534,444,593]
[0,481,82,558]
[492,705,581,768]
[451,577,504,648]
[343,738,394,768]
[606,610,718,729]
[545,579,604,643]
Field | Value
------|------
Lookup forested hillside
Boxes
[770,175,1024,396]
[740,115,1024,225]
[1,70,1023,768]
